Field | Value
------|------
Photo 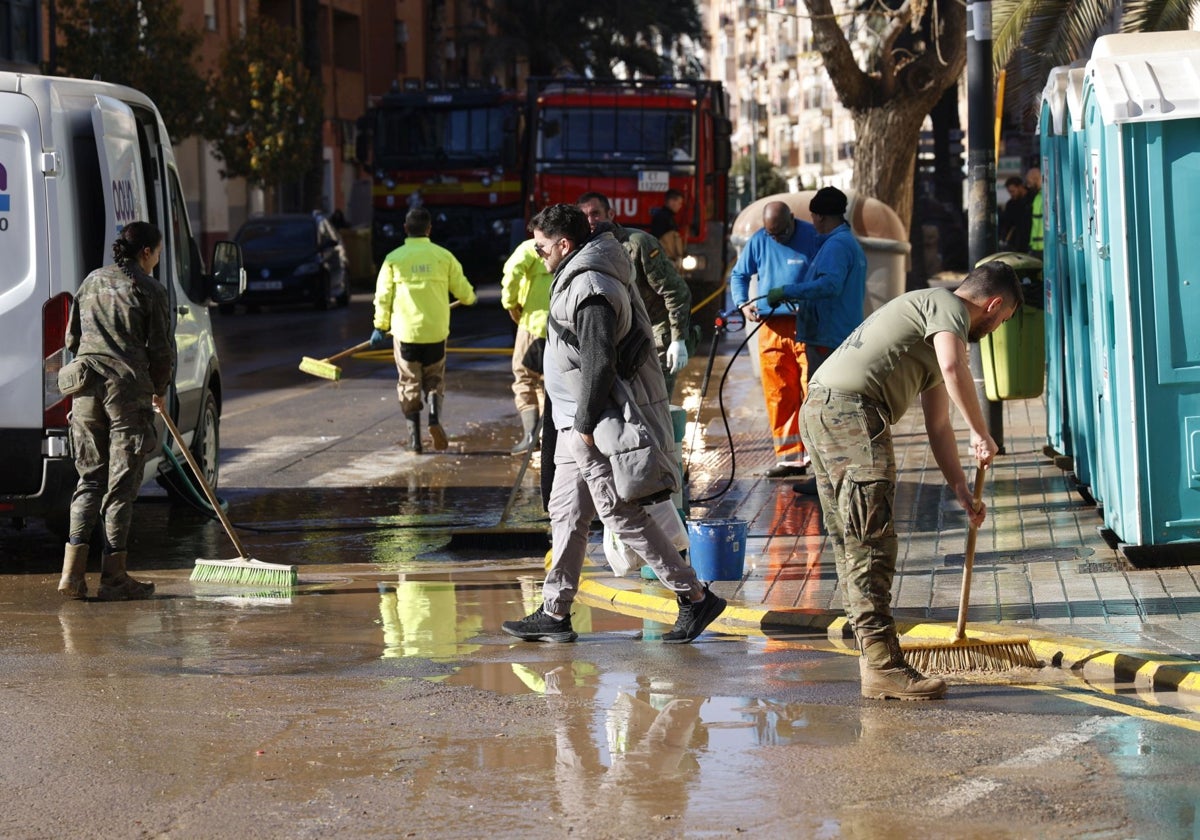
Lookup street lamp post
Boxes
[966,0,1005,450]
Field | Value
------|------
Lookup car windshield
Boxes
[237,220,315,256]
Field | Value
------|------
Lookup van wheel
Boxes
[218,303,236,315]
[163,391,220,506]
[335,283,350,308]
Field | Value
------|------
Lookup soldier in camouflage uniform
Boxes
[799,261,1022,700]
[578,193,692,398]
[58,222,175,602]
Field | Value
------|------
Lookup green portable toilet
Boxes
[1061,67,1099,498]
[1039,67,1072,462]
[1081,31,1200,553]
[979,252,1045,401]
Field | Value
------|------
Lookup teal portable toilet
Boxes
[1081,31,1200,552]
[1039,68,1072,463]
[1061,67,1099,497]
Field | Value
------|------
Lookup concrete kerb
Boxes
[578,577,1200,699]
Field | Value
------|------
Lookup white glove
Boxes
[666,339,689,374]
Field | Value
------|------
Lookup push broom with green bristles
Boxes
[153,403,298,588]
[903,462,1040,673]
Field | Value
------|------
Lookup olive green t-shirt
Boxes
[809,288,970,423]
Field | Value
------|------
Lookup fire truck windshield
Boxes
[537,107,694,164]
[375,106,506,167]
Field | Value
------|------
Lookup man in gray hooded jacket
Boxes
[502,204,726,644]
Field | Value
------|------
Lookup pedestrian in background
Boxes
[502,204,726,645]
[577,192,691,399]
[799,260,1022,700]
[765,187,867,495]
[650,188,686,269]
[501,238,553,454]
[370,207,476,453]
[729,200,818,478]
[58,221,174,601]
[998,176,1031,252]
[1026,166,1044,259]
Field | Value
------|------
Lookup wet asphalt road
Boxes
[3,296,1200,838]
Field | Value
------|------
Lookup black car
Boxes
[227,212,350,312]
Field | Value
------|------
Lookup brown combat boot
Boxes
[97,551,155,601]
[58,542,89,599]
[859,636,947,701]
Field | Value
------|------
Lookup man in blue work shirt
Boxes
[729,201,818,478]
[767,187,867,494]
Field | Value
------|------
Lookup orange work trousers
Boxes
[758,315,811,463]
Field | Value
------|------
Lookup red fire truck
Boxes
[525,77,733,327]
[358,81,526,277]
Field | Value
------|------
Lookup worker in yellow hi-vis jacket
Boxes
[370,207,476,453]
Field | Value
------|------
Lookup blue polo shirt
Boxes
[729,222,818,318]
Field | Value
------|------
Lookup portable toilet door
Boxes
[1039,67,1072,465]
[1084,31,1200,552]
[1062,67,1098,498]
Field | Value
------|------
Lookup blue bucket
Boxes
[686,519,748,581]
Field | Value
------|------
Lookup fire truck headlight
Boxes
[491,220,507,235]
[381,223,397,239]
[480,176,492,187]
[384,178,397,189]
[681,254,704,272]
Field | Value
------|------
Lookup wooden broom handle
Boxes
[954,463,988,640]
[325,340,373,364]
[154,402,249,559]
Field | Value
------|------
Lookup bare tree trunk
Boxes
[850,103,929,232]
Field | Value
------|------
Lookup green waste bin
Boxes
[340,226,376,290]
[978,251,1045,401]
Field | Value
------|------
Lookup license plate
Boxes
[248,280,283,291]
[637,170,670,192]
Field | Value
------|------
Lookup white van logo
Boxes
[0,163,8,231]
[112,178,137,224]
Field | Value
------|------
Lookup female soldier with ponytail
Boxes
[58,221,175,601]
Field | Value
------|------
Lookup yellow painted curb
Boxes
[580,578,1200,697]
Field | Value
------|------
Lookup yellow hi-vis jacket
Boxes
[500,239,552,339]
[373,237,476,343]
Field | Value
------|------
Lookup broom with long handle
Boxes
[154,402,298,588]
[903,462,1040,673]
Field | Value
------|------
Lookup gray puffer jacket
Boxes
[544,231,675,459]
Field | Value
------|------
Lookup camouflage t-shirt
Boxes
[809,287,969,423]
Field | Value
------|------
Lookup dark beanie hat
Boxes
[810,187,847,217]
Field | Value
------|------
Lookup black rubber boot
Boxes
[405,412,423,453]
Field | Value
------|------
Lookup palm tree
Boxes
[993,0,1197,120]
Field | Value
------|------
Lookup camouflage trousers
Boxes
[68,376,157,551]
[798,385,898,647]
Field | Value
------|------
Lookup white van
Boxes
[0,73,243,535]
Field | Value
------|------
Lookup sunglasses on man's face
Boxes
[534,238,562,258]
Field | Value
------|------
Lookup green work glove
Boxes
[766,287,789,307]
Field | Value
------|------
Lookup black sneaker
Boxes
[662,587,727,644]
[502,606,578,643]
